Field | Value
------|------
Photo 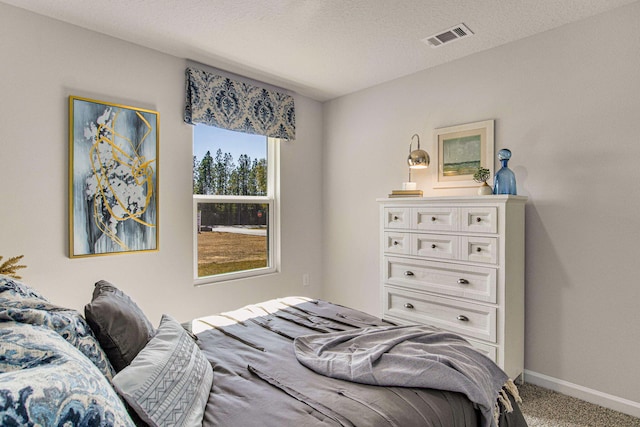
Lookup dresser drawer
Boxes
[384,207,410,229]
[413,207,457,232]
[383,286,497,343]
[466,339,498,364]
[412,233,458,260]
[383,256,497,303]
[460,207,498,234]
[462,236,498,264]
[383,232,411,255]
[381,313,499,364]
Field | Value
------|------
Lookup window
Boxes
[193,125,278,284]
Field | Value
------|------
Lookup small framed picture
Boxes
[69,96,159,257]
[433,119,494,189]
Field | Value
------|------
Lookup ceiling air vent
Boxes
[422,23,474,48]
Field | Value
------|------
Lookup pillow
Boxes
[0,281,115,379]
[84,280,155,372]
[112,314,213,427]
[0,275,48,302]
[0,321,136,426]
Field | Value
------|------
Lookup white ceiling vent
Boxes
[422,23,474,48]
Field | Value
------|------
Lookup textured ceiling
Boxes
[1,0,636,101]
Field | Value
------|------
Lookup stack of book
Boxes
[388,189,423,198]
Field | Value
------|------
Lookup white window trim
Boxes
[193,138,280,286]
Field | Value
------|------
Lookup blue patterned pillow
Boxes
[0,291,115,380]
[0,275,48,301]
[0,321,135,426]
[112,314,213,427]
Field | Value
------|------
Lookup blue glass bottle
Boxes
[493,149,517,195]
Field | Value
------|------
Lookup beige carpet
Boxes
[518,383,640,427]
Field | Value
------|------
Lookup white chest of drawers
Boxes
[378,195,527,380]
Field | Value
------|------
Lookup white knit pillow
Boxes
[112,314,213,427]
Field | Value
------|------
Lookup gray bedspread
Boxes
[190,297,527,427]
[295,325,509,427]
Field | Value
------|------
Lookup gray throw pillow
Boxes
[84,280,155,372]
[112,314,213,427]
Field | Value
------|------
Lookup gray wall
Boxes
[323,1,640,407]
[0,3,325,324]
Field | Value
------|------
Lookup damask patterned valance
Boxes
[184,67,295,141]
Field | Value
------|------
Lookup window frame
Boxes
[193,137,280,286]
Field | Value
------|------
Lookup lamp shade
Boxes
[408,149,430,169]
[407,134,430,169]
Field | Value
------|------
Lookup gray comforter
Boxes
[191,297,527,427]
[295,325,510,427]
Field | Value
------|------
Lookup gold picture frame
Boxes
[69,96,159,257]
[433,119,494,189]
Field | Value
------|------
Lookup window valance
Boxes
[184,67,295,141]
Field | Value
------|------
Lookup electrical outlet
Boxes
[302,273,310,287]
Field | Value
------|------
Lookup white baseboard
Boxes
[524,370,640,419]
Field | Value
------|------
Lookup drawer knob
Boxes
[457,315,469,322]
[431,216,437,222]
[476,217,482,223]
[404,271,414,277]
[457,278,469,285]
[393,216,399,221]
[404,303,414,309]
[393,240,399,246]
[431,244,437,249]
[476,247,482,252]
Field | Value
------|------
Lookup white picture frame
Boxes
[433,119,494,189]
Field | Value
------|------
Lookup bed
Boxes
[0,277,527,427]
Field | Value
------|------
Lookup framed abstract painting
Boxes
[433,119,494,189]
[69,96,159,257]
